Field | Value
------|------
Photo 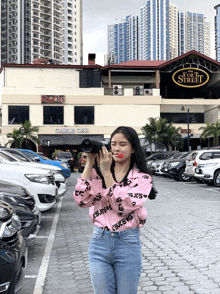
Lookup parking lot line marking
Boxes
[33,197,63,294]
[206,188,220,194]
[25,275,37,279]
[35,236,49,239]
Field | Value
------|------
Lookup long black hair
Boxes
[95,126,157,200]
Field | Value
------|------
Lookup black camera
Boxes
[81,139,109,153]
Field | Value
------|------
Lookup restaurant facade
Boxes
[1,50,220,156]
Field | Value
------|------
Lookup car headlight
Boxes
[25,174,49,184]
[61,163,68,169]
[0,214,21,238]
[169,162,180,168]
[0,206,9,219]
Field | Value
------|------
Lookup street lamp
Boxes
[181,106,190,151]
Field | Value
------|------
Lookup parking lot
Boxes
[20,173,220,294]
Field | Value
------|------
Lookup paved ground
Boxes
[21,173,220,294]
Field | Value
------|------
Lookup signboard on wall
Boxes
[172,68,209,88]
[41,95,65,104]
[181,129,192,133]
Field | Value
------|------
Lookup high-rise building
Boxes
[178,11,210,57]
[107,15,138,64]
[0,0,83,65]
[107,1,211,63]
[126,15,138,61]
[108,19,128,64]
[169,4,178,60]
[139,0,170,61]
[214,4,220,61]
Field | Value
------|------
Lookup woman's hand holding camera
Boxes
[99,146,115,188]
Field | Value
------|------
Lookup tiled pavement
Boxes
[42,174,220,294]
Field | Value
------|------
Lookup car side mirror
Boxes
[34,157,40,162]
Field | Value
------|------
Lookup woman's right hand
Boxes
[86,153,97,165]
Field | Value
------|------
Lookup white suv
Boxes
[185,149,220,185]
[0,150,67,197]
[0,164,57,211]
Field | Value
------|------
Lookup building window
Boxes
[160,113,204,123]
[43,106,64,124]
[8,106,29,124]
[74,106,94,124]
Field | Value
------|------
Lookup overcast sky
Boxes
[82,0,220,65]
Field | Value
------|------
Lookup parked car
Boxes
[149,153,176,175]
[185,149,220,185]
[0,200,27,294]
[160,152,187,176]
[19,149,71,178]
[0,150,67,197]
[0,163,57,211]
[146,152,172,168]
[167,152,192,181]
[0,180,41,242]
[54,151,74,172]
[77,152,87,173]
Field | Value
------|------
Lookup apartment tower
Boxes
[178,11,210,57]
[214,4,220,61]
[0,0,83,65]
[139,0,170,61]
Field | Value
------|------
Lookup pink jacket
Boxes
[73,167,152,231]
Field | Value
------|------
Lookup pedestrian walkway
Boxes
[43,174,220,294]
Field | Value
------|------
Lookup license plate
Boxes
[195,168,200,173]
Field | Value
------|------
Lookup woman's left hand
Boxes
[99,146,113,176]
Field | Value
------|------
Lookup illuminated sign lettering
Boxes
[172,68,209,88]
[41,95,65,104]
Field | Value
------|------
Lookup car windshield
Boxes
[179,152,191,159]
[36,153,51,160]
[4,151,27,162]
[8,150,30,161]
[57,152,71,158]
[0,152,16,162]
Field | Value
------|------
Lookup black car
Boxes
[0,181,41,242]
[167,152,192,181]
[0,200,27,294]
[54,151,74,172]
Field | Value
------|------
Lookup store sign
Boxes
[55,128,89,134]
[181,129,192,133]
[41,95,65,104]
[172,68,209,88]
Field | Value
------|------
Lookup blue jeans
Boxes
[88,226,142,294]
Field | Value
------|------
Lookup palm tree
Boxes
[141,117,157,153]
[5,129,23,148]
[20,120,40,149]
[142,117,183,152]
[199,120,220,147]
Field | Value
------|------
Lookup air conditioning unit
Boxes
[113,85,122,95]
[135,86,144,95]
[144,89,153,95]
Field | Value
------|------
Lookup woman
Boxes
[73,126,157,294]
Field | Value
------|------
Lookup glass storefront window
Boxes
[161,113,204,123]
[43,106,64,125]
[8,106,29,124]
[74,106,94,125]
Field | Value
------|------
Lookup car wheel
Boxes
[178,168,191,182]
[213,171,220,186]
